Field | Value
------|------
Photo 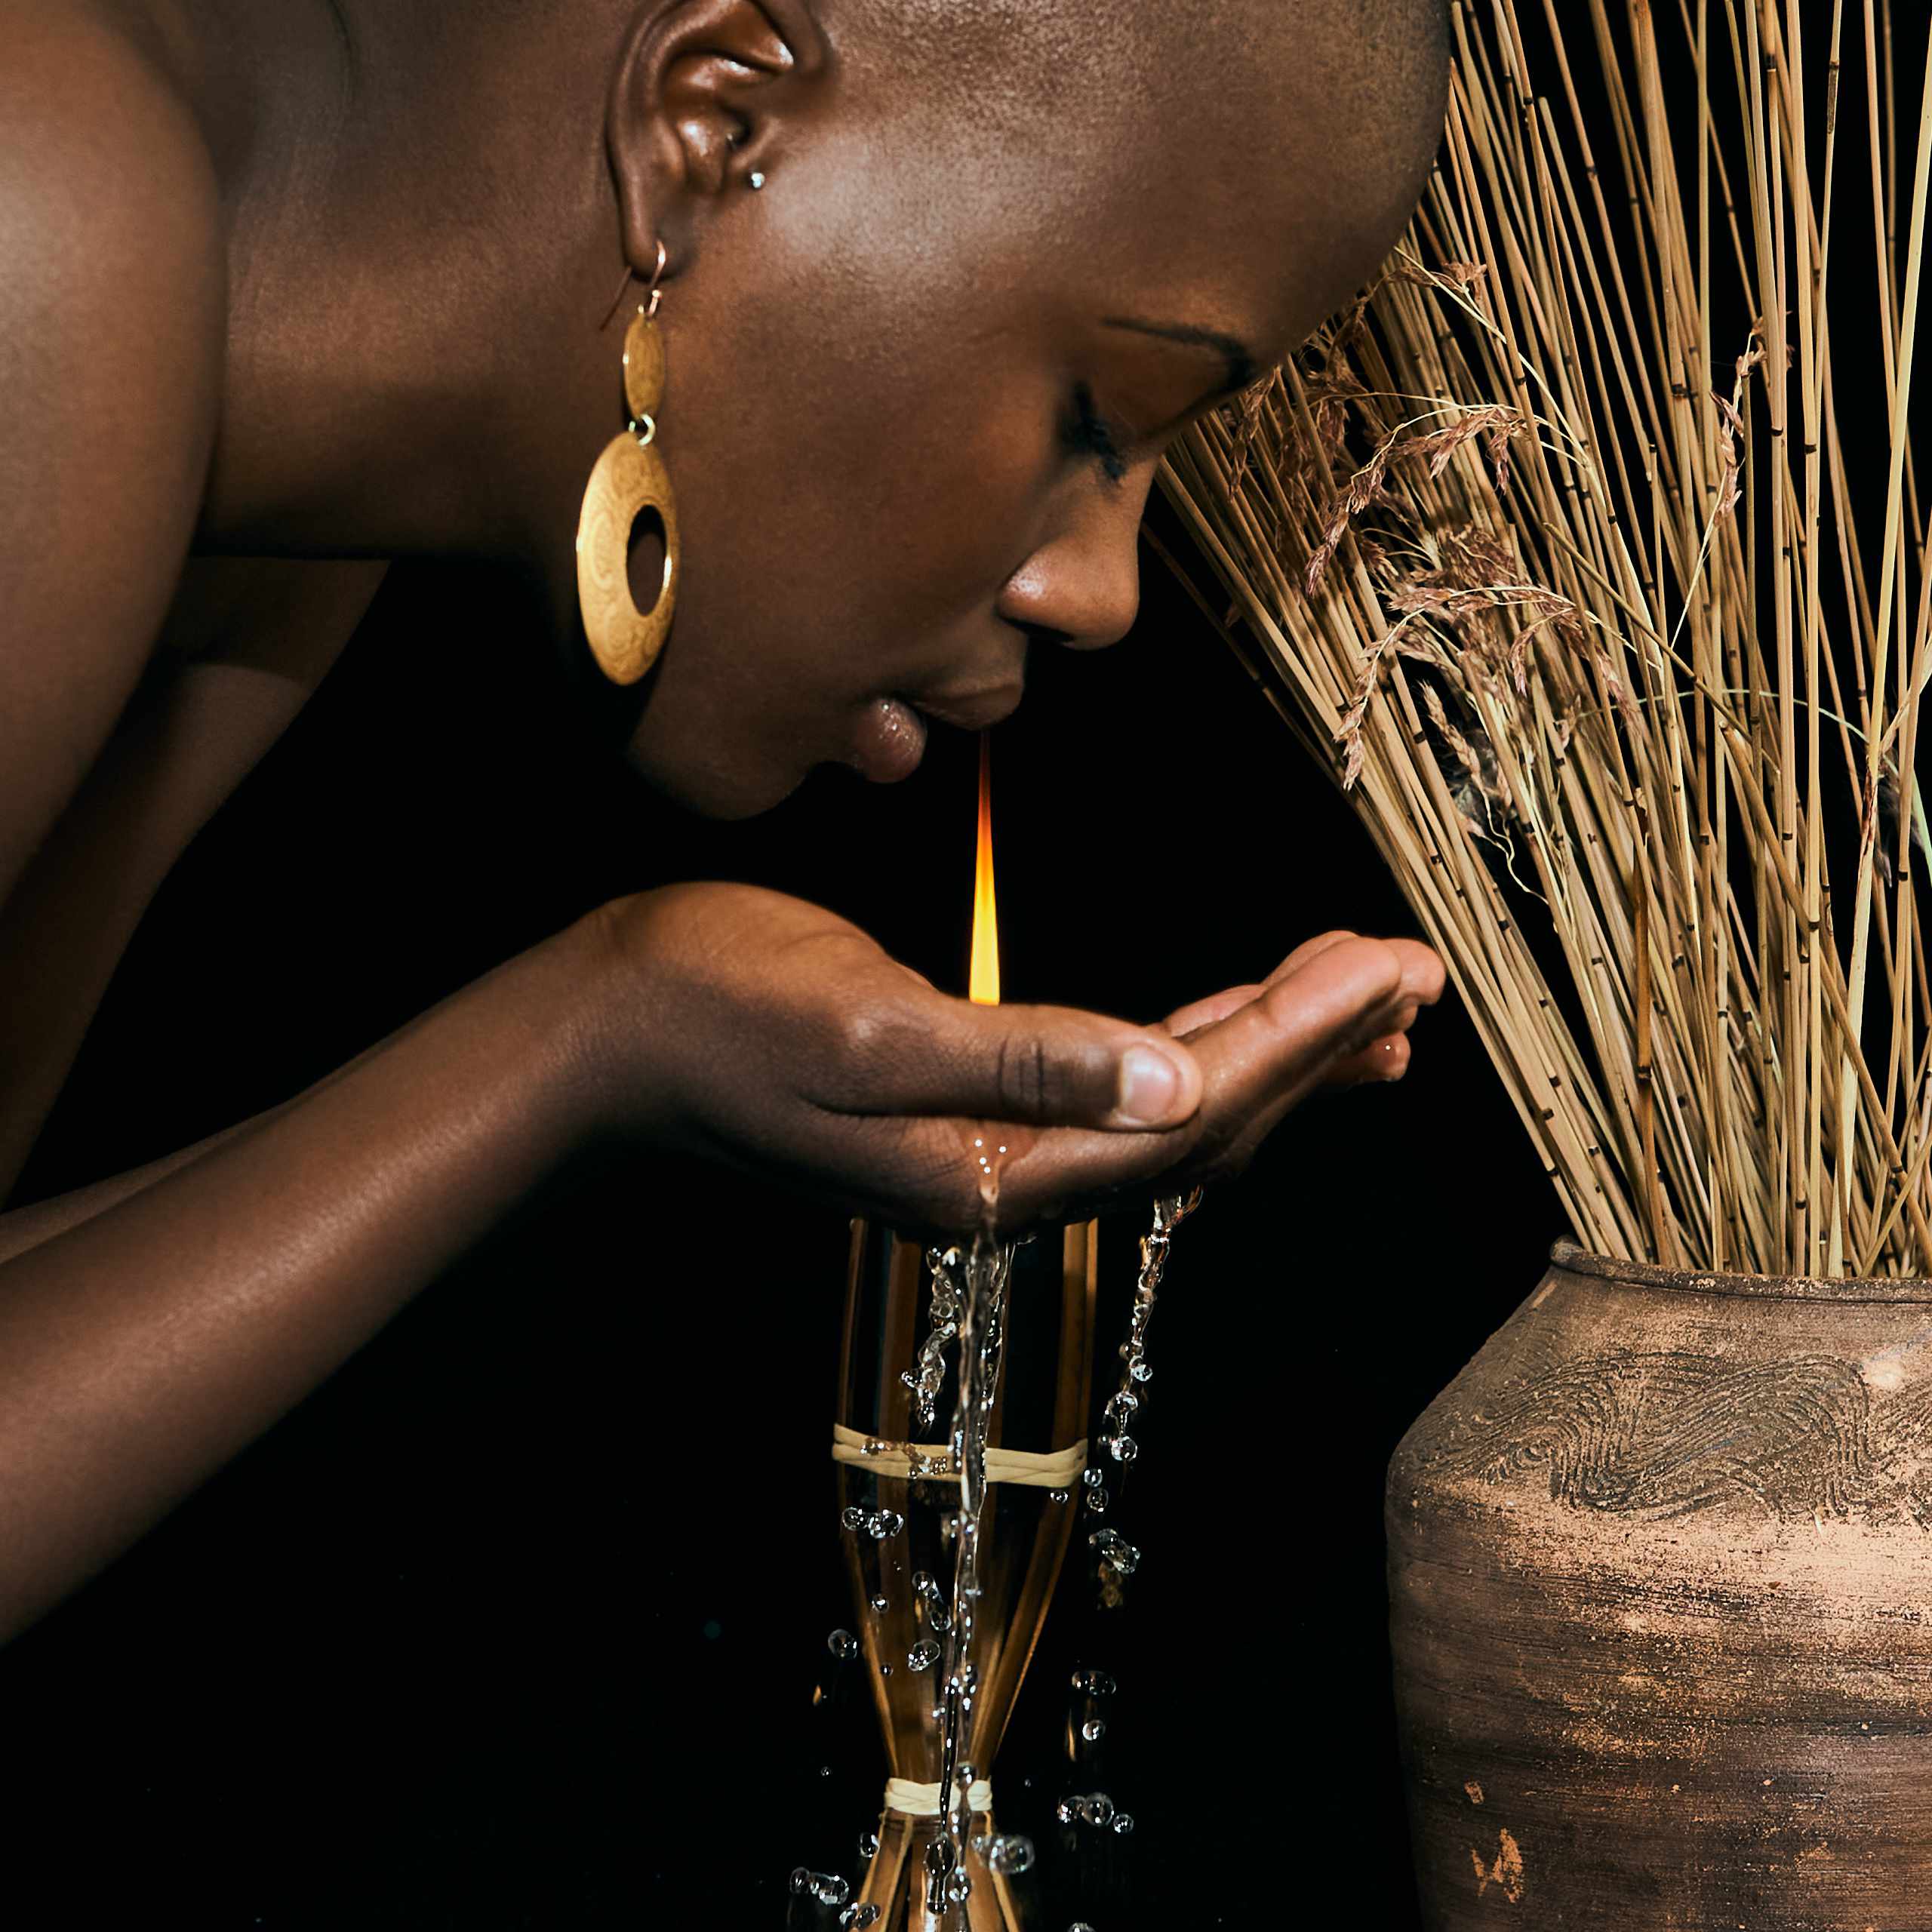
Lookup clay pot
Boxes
[1389,1241,1932,1928]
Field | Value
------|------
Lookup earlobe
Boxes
[606,0,829,279]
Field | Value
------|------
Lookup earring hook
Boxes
[598,238,670,331]
[642,238,668,321]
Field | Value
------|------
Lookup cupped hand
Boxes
[581,883,1445,1234]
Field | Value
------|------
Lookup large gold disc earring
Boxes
[576,249,680,686]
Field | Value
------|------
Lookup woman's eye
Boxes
[1062,382,1132,486]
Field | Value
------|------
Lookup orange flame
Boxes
[969,733,1001,1006]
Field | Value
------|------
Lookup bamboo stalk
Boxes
[1158,0,1932,1275]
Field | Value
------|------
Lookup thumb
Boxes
[839,994,1204,1131]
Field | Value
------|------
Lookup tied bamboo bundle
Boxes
[1159,0,1932,1278]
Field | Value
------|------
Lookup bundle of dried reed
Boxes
[1159,0,1932,1276]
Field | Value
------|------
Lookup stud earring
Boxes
[749,170,767,190]
[576,238,681,685]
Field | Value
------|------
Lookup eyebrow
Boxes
[1101,315,1261,396]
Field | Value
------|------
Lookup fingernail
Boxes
[1118,1044,1183,1124]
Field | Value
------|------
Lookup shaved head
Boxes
[839,0,1448,226]
[827,0,1451,364]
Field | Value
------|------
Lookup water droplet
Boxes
[908,1639,943,1672]
[1082,1718,1106,1743]
[863,1438,894,1457]
[946,1869,974,1904]
[869,1595,888,1614]
[1071,1668,1118,1697]
[1048,1488,1070,1504]
[1084,1486,1110,1515]
[1069,1924,1097,1932]
[840,1505,867,1531]
[1057,1792,1117,1829]
[827,1629,857,1660]
[1081,1467,1103,1489]
[868,1510,906,1540]
[857,1832,879,1860]
[982,1833,1036,1875]
[1130,1358,1154,1383]
[1107,1435,1140,1463]
[840,1909,881,1930]
[789,1869,851,1906]
[1112,1813,1135,1835]
[1089,1528,1140,1574]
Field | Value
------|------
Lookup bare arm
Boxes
[0,558,389,1196]
[0,920,608,1641]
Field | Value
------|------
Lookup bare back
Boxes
[0,1,383,1195]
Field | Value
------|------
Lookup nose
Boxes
[994,465,1152,651]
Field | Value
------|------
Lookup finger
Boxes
[1163,932,1374,1038]
[1217,997,1436,1175]
[1265,934,1443,1007]
[1260,929,1360,986]
[811,986,1204,1133]
[1162,983,1265,1038]
[1326,1031,1414,1087]
[1377,939,1446,1007]
[978,939,1410,1224]
[1193,937,1407,1118]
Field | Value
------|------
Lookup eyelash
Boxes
[1063,382,1132,486]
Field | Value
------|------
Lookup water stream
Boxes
[913,1187,1022,1917]
[801,1104,1201,1927]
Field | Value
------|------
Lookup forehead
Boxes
[1066,132,1416,367]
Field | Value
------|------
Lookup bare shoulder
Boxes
[0,0,226,903]
[0,2,224,300]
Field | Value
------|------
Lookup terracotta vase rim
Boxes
[1552,1238,1932,1305]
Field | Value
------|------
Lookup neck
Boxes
[183,0,629,567]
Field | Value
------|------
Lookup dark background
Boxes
[5,515,1561,1926]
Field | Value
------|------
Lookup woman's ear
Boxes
[607,0,829,278]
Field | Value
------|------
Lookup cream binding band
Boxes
[829,1423,1086,1490]
[882,1777,994,1819]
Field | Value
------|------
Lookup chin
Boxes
[621,735,807,821]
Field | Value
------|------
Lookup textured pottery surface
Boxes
[1389,1242,1932,1928]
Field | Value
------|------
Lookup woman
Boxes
[2,0,1447,1765]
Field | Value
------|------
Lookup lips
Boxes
[909,685,1026,733]
[849,697,928,783]
[845,683,1026,786]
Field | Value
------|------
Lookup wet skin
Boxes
[0,0,1447,1637]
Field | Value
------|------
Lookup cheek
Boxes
[615,315,1061,811]
[666,302,1059,690]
